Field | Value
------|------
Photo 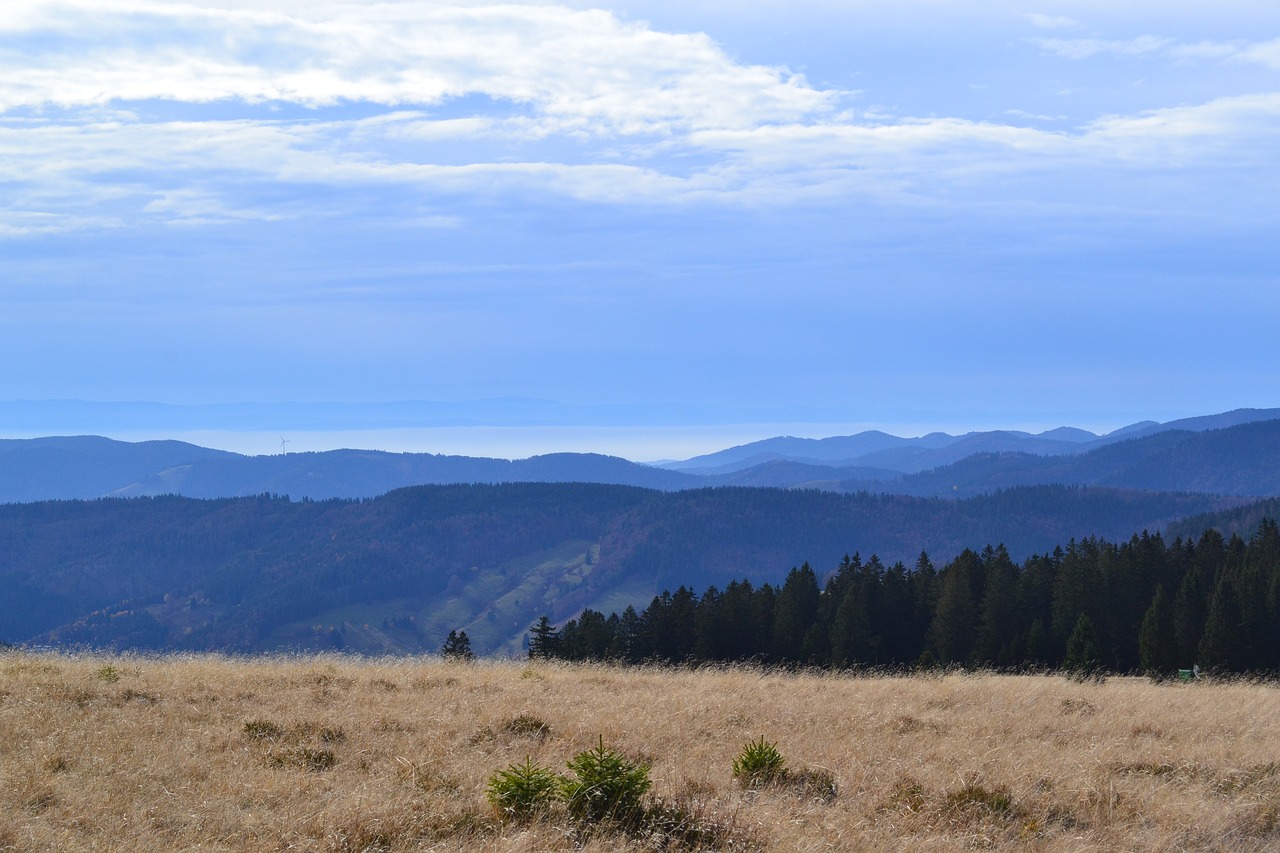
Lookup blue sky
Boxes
[2,1,1277,458]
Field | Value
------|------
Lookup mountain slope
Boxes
[0,436,235,501]
[0,483,1247,655]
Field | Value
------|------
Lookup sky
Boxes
[2,1,1278,459]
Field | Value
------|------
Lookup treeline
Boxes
[534,520,1280,675]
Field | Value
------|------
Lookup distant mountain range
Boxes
[0,437,697,502]
[1,408,1277,502]
[660,408,1280,475]
[2,406,1278,657]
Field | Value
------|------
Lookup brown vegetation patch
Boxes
[1113,760,1214,786]
[890,714,942,734]
[881,778,929,815]
[1214,762,1280,795]
[265,745,338,772]
[501,713,552,740]
[20,783,58,814]
[1059,697,1097,716]
[397,758,461,793]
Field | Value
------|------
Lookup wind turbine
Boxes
[280,436,291,455]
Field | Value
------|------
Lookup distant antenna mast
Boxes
[280,436,291,455]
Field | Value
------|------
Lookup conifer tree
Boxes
[975,546,1019,667]
[1063,614,1100,674]
[771,564,819,664]
[528,616,558,660]
[442,629,474,661]
[1197,576,1244,672]
[1138,585,1177,676]
[829,578,871,667]
[928,552,978,666]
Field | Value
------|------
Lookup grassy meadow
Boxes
[2,652,1279,851]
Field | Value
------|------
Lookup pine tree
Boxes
[528,616,558,660]
[1138,585,1177,676]
[975,546,1019,667]
[608,605,644,663]
[1172,558,1211,666]
[442,629,474,661]
[1024,618,1048,666]
[771,564,820,664]
[1051,540,1099,660]
[1197,576,1244,673]
[829,578,871,667]
[929,552,978,666]
[1063,614,1100,675]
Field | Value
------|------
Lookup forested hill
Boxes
[544,519,1280,676]
[0,483,1249,655]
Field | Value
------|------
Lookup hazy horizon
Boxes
[0,395,1220,461]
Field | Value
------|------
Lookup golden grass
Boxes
[2,651,1279,851]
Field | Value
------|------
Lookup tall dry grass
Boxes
[2,651,1278,851]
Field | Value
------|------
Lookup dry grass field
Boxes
[2,652,1279,852]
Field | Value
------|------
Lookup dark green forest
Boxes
[539,520,1280,676]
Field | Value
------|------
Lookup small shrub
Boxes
[641,798,740,850]
[95,665,120,683]
[468,725,496,745]
[788,767,838,803]
[733,737,787,788]
[485,757,565,822]
[290,721,345,744]
[267,746,337,771]
[883,779,928,813]
[503,714,552,739]
[116,687,157,704]
[945,781,1015,816]
[243,719,284,740]
[561,737,652,828]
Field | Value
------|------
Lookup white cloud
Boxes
[1035,35,1174,60]
[0,1,836,132]
[1037,34,1280,69]
[1084,92,1280,166]
[142,189,285,225]
[0,1,1277,232]
[1236,37,1280,70]
[1026,13,1079,30]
